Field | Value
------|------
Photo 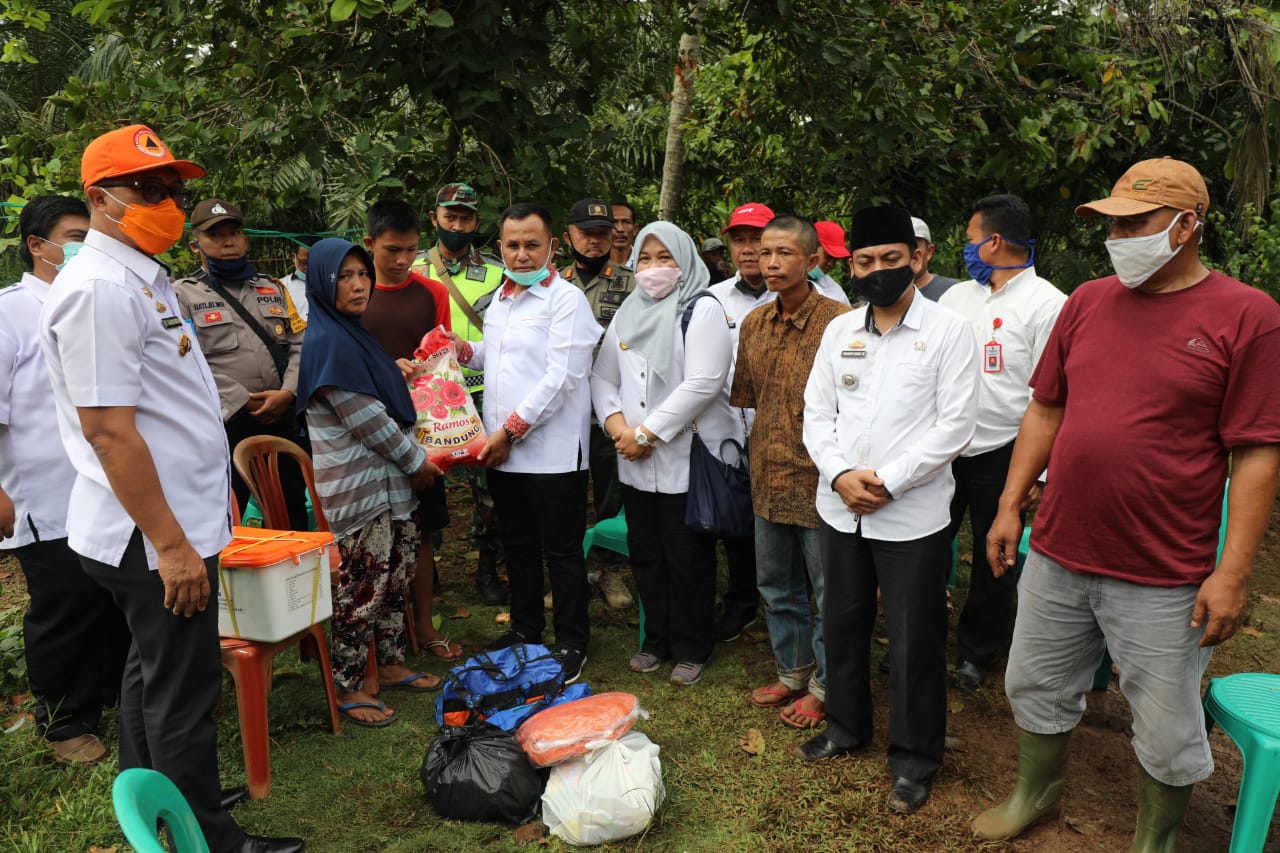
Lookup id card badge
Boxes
[984,340,1004,373]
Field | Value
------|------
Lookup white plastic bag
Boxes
[542,731,664,846]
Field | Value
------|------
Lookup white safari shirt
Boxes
[40,229,232,569]
[939,266,1066,456]
[0,274,77,548]
[803,290,979,540]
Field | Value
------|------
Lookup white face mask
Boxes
[1104,213,1198,289]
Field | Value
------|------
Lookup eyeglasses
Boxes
[98,180,192,210]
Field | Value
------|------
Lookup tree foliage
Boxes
[1,0,1278,292]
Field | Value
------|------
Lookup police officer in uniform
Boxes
[175,199,309,530]
[562,198,636,610]
[412,182,508,605]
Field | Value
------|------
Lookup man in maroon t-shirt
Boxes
[973,159,1280,849]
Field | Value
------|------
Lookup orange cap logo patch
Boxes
[134,129,167,158]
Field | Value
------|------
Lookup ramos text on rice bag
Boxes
[217,527,335,642]
[408,325,487,472]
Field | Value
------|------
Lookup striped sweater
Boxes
[306,387,425,539]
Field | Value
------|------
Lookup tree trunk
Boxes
[658,1,706,222]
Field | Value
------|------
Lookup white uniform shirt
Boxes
[0,274,77,548]
[591,296,744,494]
[466,273,601,474]
[281,271,309,321]
[813,273,851,306]
[709,275,774,434]
[939,266,1066,456]
[40,229,232,568]
[803,290,979,539]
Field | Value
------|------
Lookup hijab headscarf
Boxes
[295,237,416,425]
[613,221,711,382]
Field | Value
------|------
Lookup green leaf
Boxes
[330,0,357,22]
[425,8,453,28]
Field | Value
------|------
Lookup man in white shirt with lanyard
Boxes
[939,194,1065,693]
[0,196,130,767]
[707,201,774,642]
[40,125,304,853]
[799,204,978,816]
[454,202,602,684]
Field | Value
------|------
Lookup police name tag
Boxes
[840,349,866,359]
[162,316,183,329]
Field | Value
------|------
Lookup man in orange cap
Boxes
[40,125,305,853]
[977,158,1280,849]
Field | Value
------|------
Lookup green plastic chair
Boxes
[1202,673,1280,852]
[112,767,211,853]
[582,508,629,558]
[241,492,317,530]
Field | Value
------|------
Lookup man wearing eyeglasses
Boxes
[175,198,309,530]
[39,125,305,853]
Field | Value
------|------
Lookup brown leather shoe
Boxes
[48,733,108,766]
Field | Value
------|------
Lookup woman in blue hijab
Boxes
[299,238,442,727]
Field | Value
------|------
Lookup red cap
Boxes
[814,220,851,258]
[720,202,775,235]
[80,124,205,191]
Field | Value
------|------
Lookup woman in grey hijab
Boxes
[589,221,744,686]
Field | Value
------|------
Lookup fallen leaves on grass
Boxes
[87,847,118,853]
[512,820,548,843]
[450,607,471,619]
[495,612,511,624]
[1066,816,1104,836]
[1239,626,1263,638]
[738,728,766,756]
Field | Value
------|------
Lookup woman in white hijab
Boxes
[590,221,744,686]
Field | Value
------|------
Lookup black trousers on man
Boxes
[488,470,590,651]
[719,533,759,622]
[622,486,717,664]
[821,522,950,784]
[80,532,244,853]
[15,538,129,741]
[225,408,310,531]
[947,441,1020,668]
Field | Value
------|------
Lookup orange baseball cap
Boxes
[1075,157,1209,218]
[80,124,206,191]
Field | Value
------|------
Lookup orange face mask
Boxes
[101,189,187,255]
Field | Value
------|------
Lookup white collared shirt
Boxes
[710,275,775,434]
[940,266,1066,455]
[0,274,77,549]
[281,271,309,321]
[40,229,232,568]
[813,273,851,306]
[803,290,979,539]
[465,273,601,474]
[591,296,743,494]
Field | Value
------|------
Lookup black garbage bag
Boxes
[420,723,546,824]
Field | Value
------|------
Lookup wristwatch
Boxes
[634,427,650,447]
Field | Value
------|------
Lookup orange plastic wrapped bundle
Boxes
[515,692,645,768]
[408,326,487,472]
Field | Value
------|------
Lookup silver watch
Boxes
[634,427,650,447]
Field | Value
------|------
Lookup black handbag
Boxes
[684,431,753,539]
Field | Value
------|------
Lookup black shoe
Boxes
[220,785,250,811]
[486,628,535,651]
[553,647,587,684]
[475,570,507,606]
[887,776,931,814]
[236,835,306,853]
[788,733,866,763]
[713,611,756,643]
[953,660,987,694]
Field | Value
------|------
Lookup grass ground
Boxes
[2,489,1279,852]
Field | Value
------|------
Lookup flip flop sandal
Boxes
[750,682,807,708]
[338,700,399,728]
[422,637,463,661]
[779,698,827,730]
[379,672,443,693]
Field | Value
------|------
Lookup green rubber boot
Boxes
[972,730,1072,841]
[1129,766,1192,853]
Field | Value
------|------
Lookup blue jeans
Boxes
[1005,550,1214,786]
[754,516,825,700]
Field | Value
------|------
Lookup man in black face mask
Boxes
[797,204,979,816]
[562,197,636,610]
[175,198,309,529]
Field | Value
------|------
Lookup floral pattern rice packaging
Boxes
[408,326,487,472]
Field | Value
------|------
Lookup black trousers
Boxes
[587,427,623,523]
[623,485,717,663]
[947,441,1020,667]
[14,538,130,740]
[821,521,950,783]
[225,408,310,531]
[488,469,590,651]
[720,533,759,618]
[80,532,244,853]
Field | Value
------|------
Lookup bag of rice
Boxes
[408,326,487,472]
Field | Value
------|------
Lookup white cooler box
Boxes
[218,526,336,642]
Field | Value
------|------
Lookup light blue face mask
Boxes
[505,245,553,287]
[295,269,306,282]
[807,266,825,282]
[40,237,84,272]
